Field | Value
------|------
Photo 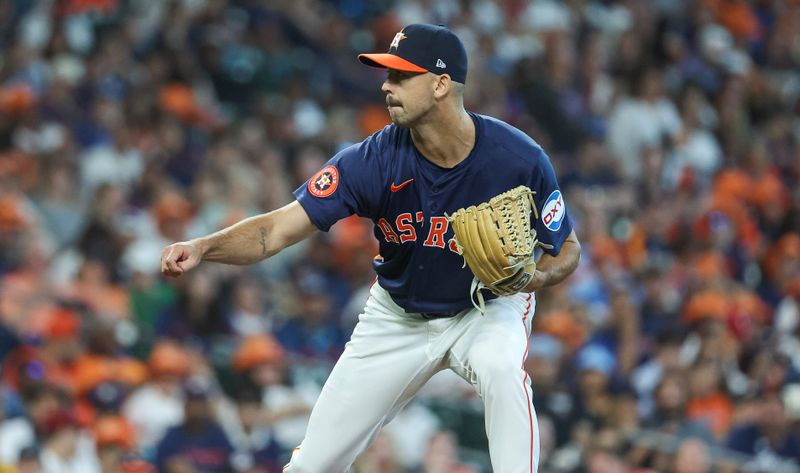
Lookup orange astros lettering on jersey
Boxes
[308,165,339,198]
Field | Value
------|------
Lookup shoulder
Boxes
[359,123,406,155]
[477,114,548,167]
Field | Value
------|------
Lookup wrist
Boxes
[523,270,547,293]
[190,237,211,259]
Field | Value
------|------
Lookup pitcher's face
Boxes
[382,69,436,127]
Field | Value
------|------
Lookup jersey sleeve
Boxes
[530,147,573,255]
[293,139,381,232]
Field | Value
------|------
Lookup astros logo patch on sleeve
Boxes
[541,190,565,231]
[308,165,339,198]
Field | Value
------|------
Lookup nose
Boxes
[381,79,392,95]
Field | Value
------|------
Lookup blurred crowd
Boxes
[0,0,799,472]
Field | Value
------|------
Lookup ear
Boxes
[432,74,452,100]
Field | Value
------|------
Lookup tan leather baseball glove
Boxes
[447,185,551,312]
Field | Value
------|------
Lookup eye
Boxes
[387,70,411,83]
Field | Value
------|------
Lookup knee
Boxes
[470,346,521,383]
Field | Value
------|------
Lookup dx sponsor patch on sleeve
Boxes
[541,190,565,231]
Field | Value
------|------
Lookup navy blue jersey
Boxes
[294,112,573,314]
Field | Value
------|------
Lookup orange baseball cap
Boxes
[683,291,730,324]
[232,334,285,372]
[94,416,135,450]
[148,341,191,377]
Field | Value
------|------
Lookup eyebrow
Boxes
[387,69,425,78]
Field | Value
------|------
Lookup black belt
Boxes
[419,310,462,320]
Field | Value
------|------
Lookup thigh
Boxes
[448,292,534,383]
[319,286,441,413]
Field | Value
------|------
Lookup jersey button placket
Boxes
[429,190,439,211]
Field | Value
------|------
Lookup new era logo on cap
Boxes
[357,24,468,84]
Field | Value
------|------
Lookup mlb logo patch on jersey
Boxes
[308,165,339,198]
[541,190,565,231]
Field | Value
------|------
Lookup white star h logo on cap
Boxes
[436,59,446,68]
[390,32,407,50]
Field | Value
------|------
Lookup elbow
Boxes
[260,201,316,259]
[568,238,582,273]
[263,221,302,258]
[260,211,295,259]
[264,224,288,259]
[253,217,285,261]
[265,238,286,259]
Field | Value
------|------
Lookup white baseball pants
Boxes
[282,283,539,473]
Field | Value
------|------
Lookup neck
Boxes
[410,105,475,168]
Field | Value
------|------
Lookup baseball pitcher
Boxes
[161,24,581,473]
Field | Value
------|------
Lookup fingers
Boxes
[161,244,191,277]
[160,246,180,276]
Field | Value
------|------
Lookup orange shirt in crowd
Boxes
[687,392,733,439]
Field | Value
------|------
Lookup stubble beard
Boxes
[390,104,431,129]
[388,106,410,127]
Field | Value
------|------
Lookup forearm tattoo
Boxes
[259,227,268,256]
